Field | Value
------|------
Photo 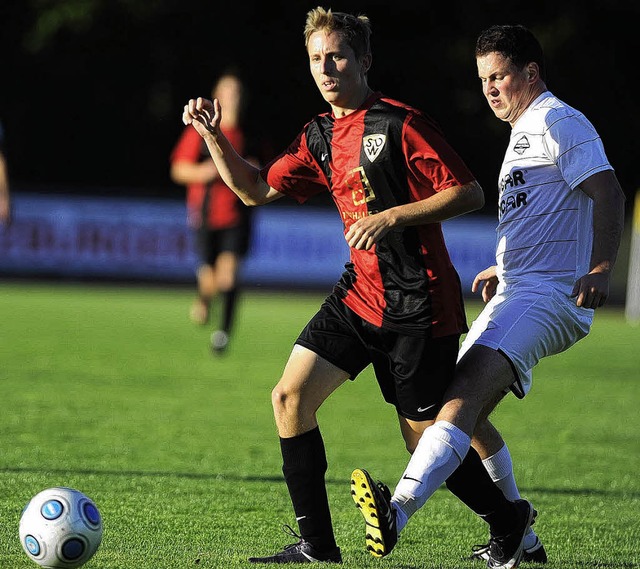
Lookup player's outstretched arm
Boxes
[182,97,282,206]
[572,170,625,309]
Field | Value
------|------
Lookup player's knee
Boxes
[198,267,216,295]
[271,384,286,412]
[271,383,301,417]
[216,273,236,291]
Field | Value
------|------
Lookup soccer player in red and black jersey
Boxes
[171,72,252,354]
[183,7,526,565]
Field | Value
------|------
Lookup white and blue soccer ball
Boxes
[19,487,103,569]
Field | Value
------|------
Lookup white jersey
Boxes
[495,91,612,294]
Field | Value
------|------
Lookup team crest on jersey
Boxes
[363,134,386,162]
[513,135,530,155]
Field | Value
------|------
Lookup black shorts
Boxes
[295,294,460,421]
[196,220,251,265]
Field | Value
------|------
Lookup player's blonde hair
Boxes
[304,6,371,59]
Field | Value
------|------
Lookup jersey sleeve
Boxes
[260,130,327,203]
[403,113,476,199]
[542,109,612,190]
[170,126,203,164]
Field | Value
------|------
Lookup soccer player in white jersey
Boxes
[351,24,625,569]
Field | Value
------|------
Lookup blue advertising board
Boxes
[0,193,496,291]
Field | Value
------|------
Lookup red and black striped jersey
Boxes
[171,125,246,230]
[262,92,473,337]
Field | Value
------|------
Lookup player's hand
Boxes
[345,211,393,250]
[571,271,610,309]
[182,97,222,139]
[472,265,498,303]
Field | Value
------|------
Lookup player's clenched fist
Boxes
[182,97,222,139]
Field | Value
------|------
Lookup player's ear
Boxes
[361,53,372,74]
[526,63,539,82]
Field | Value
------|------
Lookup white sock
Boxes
[482,443,520,501]
[391,421,470,533]
[483,444,538,549]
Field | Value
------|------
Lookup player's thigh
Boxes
[275,297,370,416]
[273,344,350,435]
[447,344,516,413]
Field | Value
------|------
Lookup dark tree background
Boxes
[1,0,637,213]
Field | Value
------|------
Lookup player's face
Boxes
[214,76,241,107]
[308,30,371,117]
[477,51,534,126]
[213,75,242,115]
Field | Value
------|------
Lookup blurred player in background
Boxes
[0,120,11,226]
[353,24,625,569]
[171,71,252,354]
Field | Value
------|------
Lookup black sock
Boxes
[445,446,517,536]
[280,427,337,550]
[222,288,238,333]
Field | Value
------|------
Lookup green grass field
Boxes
[0,281,638,568]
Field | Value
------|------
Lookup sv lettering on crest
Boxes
[347,166,376,206]
[363,134,386,162]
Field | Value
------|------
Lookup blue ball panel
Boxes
[41,499,64,520]
[24,535,41,556]
[61,538,85,560]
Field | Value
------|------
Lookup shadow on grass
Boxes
[2,466,639,501]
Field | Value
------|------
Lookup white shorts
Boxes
[458,282,593,398]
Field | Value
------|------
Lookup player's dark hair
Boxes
[304,6,371,60]
[476,24,546,81]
